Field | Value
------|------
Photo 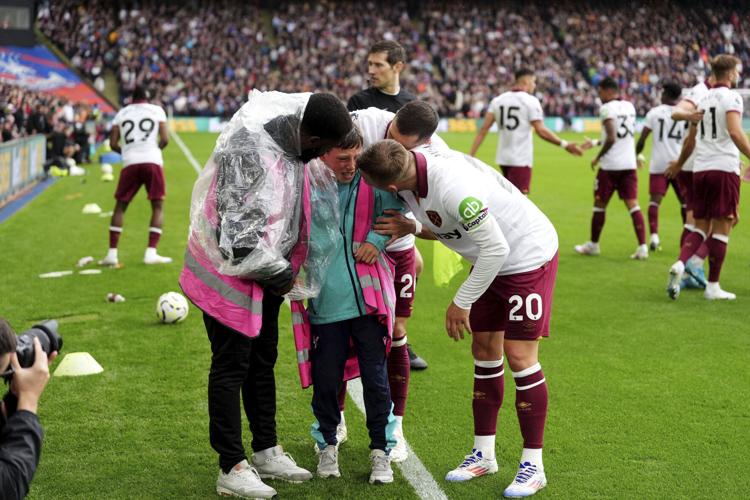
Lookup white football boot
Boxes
[216,460,277,499]
[667,261,684,300]
[98,249,118,266]
[630,244,649,260]
[251,445,312,483]
[445,449,498,482]
[143,247,172,264]
[649,233,661,252]
[368,449,394,484]
[503,461,547,498]
[574,241,600,256]
[316,445,340,478]
[704,282,736,300]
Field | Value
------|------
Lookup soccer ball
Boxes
[156,292,189,324]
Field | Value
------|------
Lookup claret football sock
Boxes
[473,358,504,457]
[512,363,548,450]
[388,336,410,417]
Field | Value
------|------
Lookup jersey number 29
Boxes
[122,118,156,144]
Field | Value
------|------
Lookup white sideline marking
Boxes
[348,379,449,500]
[177,130,447,499]
[170,130,202,174]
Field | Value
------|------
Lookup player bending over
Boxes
[666,55,750,300]
[99,86,172,266]
[359,140,558,498]
[576,77,648,260]
[470,68,582,194]
[333,101,447,462]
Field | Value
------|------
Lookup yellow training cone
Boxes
[53,352,104,377]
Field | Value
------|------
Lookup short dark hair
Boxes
[711,54,741,80]
[337,126,364,150]
[0,318,17,356]
[661,81,682,101]
[368,40,406,66]
[356,139,410,184]
[302,93,352,141]
[394,100,439,141]
[599,77,619,91]
[132,86,150,101]
[514,68,535,82]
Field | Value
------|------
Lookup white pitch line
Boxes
[348,379,449,500]
[170,130,202,174]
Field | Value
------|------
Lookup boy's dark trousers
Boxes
[311,315,392,450]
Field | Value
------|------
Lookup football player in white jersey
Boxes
[99,86,171,266]
[577,77,648,260]
[334,101,447,462]
[469,68,582,194]
[667,55,750,300]
[359,139,559,498]
[664,75,716,288]
[635,81,688,251]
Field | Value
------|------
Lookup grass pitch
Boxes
[1,131,748,499]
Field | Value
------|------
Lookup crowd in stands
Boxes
[34,0,750,118]
[0,83,98,167]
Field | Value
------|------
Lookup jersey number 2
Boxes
[509,293,542,321]
[400,274,414,298]
[122,118,156,144]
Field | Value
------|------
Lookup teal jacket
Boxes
[308,171,404,324]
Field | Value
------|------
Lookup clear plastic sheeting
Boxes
[186,90,339,298]
[287,159,340,301]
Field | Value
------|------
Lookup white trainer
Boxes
[316,445,340,478]
[630,244,649,260]
[445,449,498,482]
[574,241,600,256]
[389,424,408,463]
[98,255,118,266]
[143,249,172,265]
[368,449,393,484]
[503,461,547,498]
[216,460,277,499]
[251,445,312,483]
[704,282,736,300]
[649,233,661,251]
[667,261,684,300]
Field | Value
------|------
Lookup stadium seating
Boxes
[38,0,750,118]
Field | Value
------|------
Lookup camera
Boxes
[2,320,63,382]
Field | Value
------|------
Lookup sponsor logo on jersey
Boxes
[435,229,462,240]
[426,210,442,227]
[462,207,488,231]
[459,196,484,222]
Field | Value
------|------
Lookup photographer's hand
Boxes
[9,338,55,415]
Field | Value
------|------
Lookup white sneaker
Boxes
[98,255,118,266]
[667,261,684,300]
[649,234,661,251]
[251,445,312,483]
[630,244,649,260]
[143,249,172,265]
[216,460,277,499]
[704,282,736,300]
[369,449,393,484]
[503,461,547,498]
[445,449,498,482]
[390,424,408,463]
[316,445,340,478]
[574,241,600,256]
